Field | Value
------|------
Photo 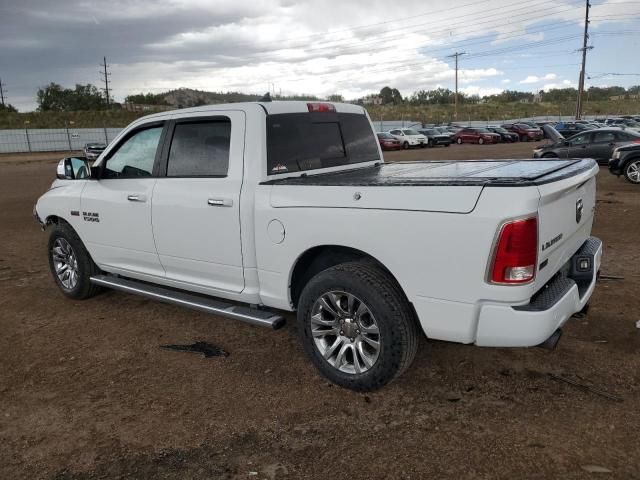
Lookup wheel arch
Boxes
[288,244,410,311]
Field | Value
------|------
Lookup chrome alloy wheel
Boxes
[626,160,640,183]
[310,291,381,374]
[51,238,79,290]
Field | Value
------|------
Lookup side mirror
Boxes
[563,140,571,146]
[56,157,90,180]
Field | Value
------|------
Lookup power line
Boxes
[576,0,592,119]
[99,56,111,107]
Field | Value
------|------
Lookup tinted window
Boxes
[616,131,639,141]
[593,132,615,143]
[104,126,162,179]
[266,113,380,175]
[571,133,590,145]
[167,121,231,177]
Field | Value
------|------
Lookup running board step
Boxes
[90,275,285,330]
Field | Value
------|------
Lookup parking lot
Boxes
[1,142,639,479]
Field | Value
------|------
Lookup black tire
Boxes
[403,141,409,150]
[428,139,434,148]
[297,261,419,391]
[456,137,463,144]
[47,221,102,299]
[623,159,640,184]
[542,152,558,159]
[521,135,528,142]
[445,143,450,147]
[478,138,484,145]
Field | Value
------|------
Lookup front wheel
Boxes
[48,222,102,299]
[403,141,409,150]
[478,138,484,145]
[428,139,434,148]
[624,159,640,184]
[297,261,419,391]
[456,137,463,144]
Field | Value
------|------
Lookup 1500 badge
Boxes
[82,211,100,223]
[541,233,563,251]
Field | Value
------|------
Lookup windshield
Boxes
[474,128,490,133]
[491,127,508,134]
[377,133,394,139]
[625,120,640,127]
[422,129,436,135]
[267,112,380,175]
[402,129,420,135]
[516,123,534,129]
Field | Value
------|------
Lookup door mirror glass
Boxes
[56,157,90,180]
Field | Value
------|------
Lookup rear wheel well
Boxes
[290,246,406,309]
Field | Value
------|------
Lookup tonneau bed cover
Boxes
[264,159,596,187]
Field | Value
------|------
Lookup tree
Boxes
[0,103,18,113]
[37,82,107,111]
[379,86,394,105]
[124,92,169,105]
[327,94,344,102]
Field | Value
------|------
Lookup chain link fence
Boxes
[0,127,123,154]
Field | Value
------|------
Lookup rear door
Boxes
[590,131,617,162]
[151,112,246,293]
[565,132,592,158]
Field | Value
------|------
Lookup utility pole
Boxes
[0,77,5,106]
[447,52,466,121]
[575,0,591,119]
[99,56,111,108]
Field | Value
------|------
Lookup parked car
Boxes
[434,126,456,139]
[417,128,452,147]
[388,128,427,149]
[453,127,501,145]
[486,126,519,143]
[551,121,594,138]
[609,142,640,184]
[34,100,602,391]
[376,132,402,151]
[502,123,543,142]
[604,118,640,132]
[533,127,640,164]
[83,142,107,161]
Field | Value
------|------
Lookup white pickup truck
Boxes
[35,101,602,391]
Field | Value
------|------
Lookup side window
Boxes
[616,132,636,141]
[571,133,590,145]
[593,132,615,143]
[167,121,231,177]
[103,126,163,179]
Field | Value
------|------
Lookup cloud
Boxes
[520,73,557,84]
[2,0,639,110]
[501,79,511,84]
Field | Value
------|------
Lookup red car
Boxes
[376,132,402,150]
[453,127,501,145]
[502,123,543,142]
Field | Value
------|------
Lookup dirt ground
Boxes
[1,143,639,480]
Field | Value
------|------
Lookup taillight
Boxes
[489,217,538,284]
[307,102,336,113]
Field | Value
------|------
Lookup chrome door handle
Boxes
[127,194,146,202]
[207,198,233,207]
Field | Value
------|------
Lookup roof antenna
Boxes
[259,92,272,102]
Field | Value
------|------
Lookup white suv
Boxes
[387,128,427,149]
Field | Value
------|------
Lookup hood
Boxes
[542,124,564,143]
[616,142,640,152]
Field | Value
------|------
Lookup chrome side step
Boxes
[90,275,285,330]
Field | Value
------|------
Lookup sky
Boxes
[1,0,639,111]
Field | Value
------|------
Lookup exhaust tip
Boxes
[537,328,563,350]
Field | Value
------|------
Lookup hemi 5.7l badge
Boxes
[82,211,100,222]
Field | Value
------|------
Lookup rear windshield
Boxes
[266,112,380,175]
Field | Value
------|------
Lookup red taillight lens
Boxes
[307,102,336,113]
[490,217,538,284]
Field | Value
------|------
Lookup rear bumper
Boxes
[475,237,602,347]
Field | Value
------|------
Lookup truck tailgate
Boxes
[535,160,599,288]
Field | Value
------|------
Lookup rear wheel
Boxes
[48,221,102,299]
[456,137,463,144]
[542,152,558,159]
[624,159,640,184]
[428,139,434,148]
[521,135,528,142]
[403,141,409,149]
[297,261,419,391]
[478,138,484,145]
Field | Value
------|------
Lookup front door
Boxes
[565,132,592,158]
[151,112,246,294]
[590,130,617,162]
[79,122,166,278]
